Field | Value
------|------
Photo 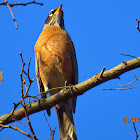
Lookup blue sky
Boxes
[0,0,140,139]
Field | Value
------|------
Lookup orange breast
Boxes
[35,26,73,88]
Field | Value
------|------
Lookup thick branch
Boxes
[0,57,140,125]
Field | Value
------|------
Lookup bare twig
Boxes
[51,127,56,140]
[1,52,38,139]
[0,124,34,139]
[100,67,106,78]
[118,78,137,86]
[121,54,137,59]
[133,123,140,140]
[43,111,51,131]
[43,111,56,140]
[101,53,140,90]
[101,84,140,90]
[118,75,140,86]
[20,52,38,140]
[0,56,140,125]
[5,53,26,118]
[0,0,43,28]
[101,74,140,90]
[28,57,32,78]
[22,57,35,104]
[16,120,30,129]
[0,0,43,7]
[136,19,140,32]
[4,0,18,28]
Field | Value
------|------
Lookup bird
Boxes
[34,5,78,140]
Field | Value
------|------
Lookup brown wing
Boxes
[35,53,51,116]
[35,53,45,94]
[71,43,78,113]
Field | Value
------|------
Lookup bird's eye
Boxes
[49,9,57,16]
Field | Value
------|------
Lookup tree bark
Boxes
[0,56,140,126]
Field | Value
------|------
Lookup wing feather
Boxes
[71,43,78,113]
[35,53,51,116]
[35,53,45,94]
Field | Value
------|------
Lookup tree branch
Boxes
[0,124,34,139]
[0,0,43,7]
[0,56,140,126]
[20,52,38,140]
[0,0,43,28]
[136,19,140,32]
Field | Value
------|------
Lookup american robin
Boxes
[34,5,78,140]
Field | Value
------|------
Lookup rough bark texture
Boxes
[0,57,140,126]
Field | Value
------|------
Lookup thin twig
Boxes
[101,84,140,90]
[118,75,140,86]
[20,52,38,140]
[4,0,18,28]
[118,79,137,86]
[0,0,43,28]
[51,127,56,140]
[133,123,140,140]
[43,111,56,140]
[0,124,34,139]
[0,0,43,7]
[28,57,32,78]
[1,56,140,125]
[4,52,26,119]
[101,75,140,90]
[16,120,30,129]
[121,54,137,59]
[43,111,51,131]
[20,54,37,104]
[40,85,73,97]
[136,19,140,32]
[99,67,106,78]
[134,75,140,80]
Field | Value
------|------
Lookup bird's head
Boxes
[43,5,64,30]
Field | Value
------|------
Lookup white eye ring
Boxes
[49,13,53,17]
[49,9,56,17]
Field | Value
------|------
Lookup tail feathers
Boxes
[55,106,77,140]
